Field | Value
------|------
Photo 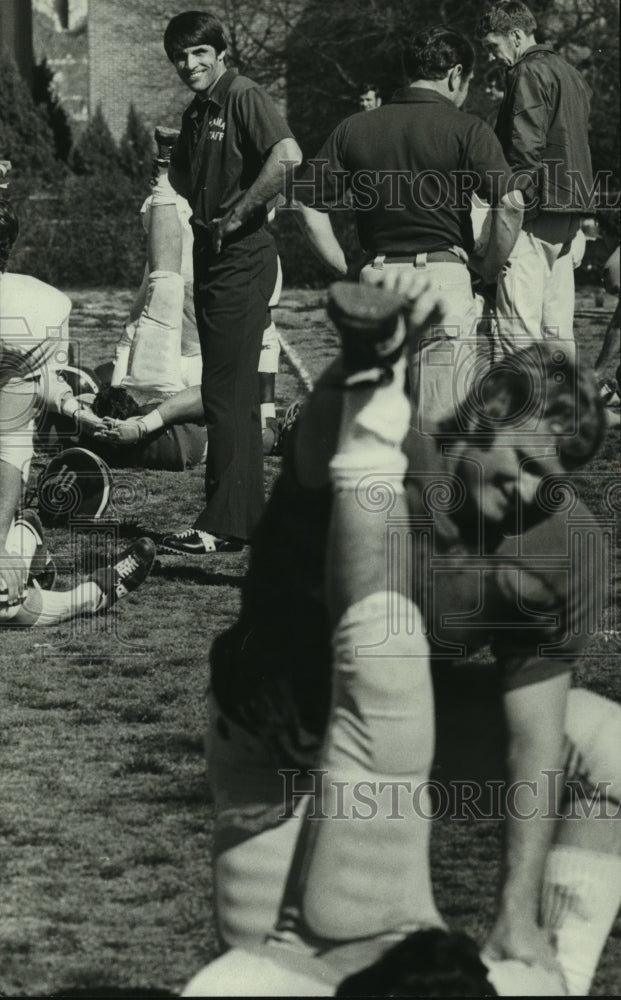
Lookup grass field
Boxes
[0,285,619,996]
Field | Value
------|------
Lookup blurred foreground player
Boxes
[0,199,156,624]
[206,275,621,989]
[186,281,618,996]
[184,281,496,996]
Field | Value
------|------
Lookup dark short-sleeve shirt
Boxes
[211,403,605,763]
[296,88,514,254]
[171,68,294,233]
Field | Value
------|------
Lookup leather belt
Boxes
[371,250,467,268]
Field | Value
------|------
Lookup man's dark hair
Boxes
[437,345,605,471]
[404,25,476,82]
[0,198,19,273]
[336,928,497,997]
[164,10,227,61]
[358,81,381,97]
[477,1,537,39]
[92,384,141,420]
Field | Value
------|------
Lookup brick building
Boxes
[33,0,89,127]
[27,0,292,142]
[0,0,34,84]
[87,0,190,141]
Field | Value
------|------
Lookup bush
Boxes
[10,104,150,287]
[11,175,146,287]
[119,103,154,187]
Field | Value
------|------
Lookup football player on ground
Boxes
[84,130,284,469]
[183,280,618,996]
[203,273,620,992]
[0,198,156,626]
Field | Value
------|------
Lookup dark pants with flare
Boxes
[192,227,277,541]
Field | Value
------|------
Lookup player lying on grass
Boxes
[204,275,620,992]
[51,133,284,469]
[184,281,618,996]
[0,199,156,625]
[94,129,283,458]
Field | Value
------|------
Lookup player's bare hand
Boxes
[76,408,106,437]
[378,269,445,342]
[0,545,28,606]
[484,914,562,974]
[96,417,142,445]
[208,211,242,254]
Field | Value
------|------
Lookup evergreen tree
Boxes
[70,104,121,176]
[0,57,60,184]
[33,58,73,163]
[119,104,153,187]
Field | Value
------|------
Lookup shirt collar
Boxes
[191,66,239,113]
[390,85,455,108]
[513,43,554,68]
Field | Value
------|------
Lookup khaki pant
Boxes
[360,260,482,431]
[496,230,576,361]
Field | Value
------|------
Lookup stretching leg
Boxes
[277,281,443,944]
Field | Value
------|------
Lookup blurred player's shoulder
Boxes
[182,944,339,997]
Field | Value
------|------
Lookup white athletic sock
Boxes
[540,846,621,995]
[28,582,104,627]
[5,519,38,575]
[260,402,276,427]
[151,171,178,206]
[330,355,410,490]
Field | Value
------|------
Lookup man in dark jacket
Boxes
[478,1,594,361]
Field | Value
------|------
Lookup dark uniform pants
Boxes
[192,228,277,540]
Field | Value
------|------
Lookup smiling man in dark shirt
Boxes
[160,11,302,556]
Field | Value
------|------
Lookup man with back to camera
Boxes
[295,24,526,429]
[159,10,302,556]
[478,0,594,360]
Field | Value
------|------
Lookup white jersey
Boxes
[0,273,71,379]
[182,945,339,997]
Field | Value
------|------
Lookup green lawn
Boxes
[0,286,618,996]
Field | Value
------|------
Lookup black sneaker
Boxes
[327,281,408,386]
[158,529,244,556]
[88,537,156,609]
[16,509,58,591]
